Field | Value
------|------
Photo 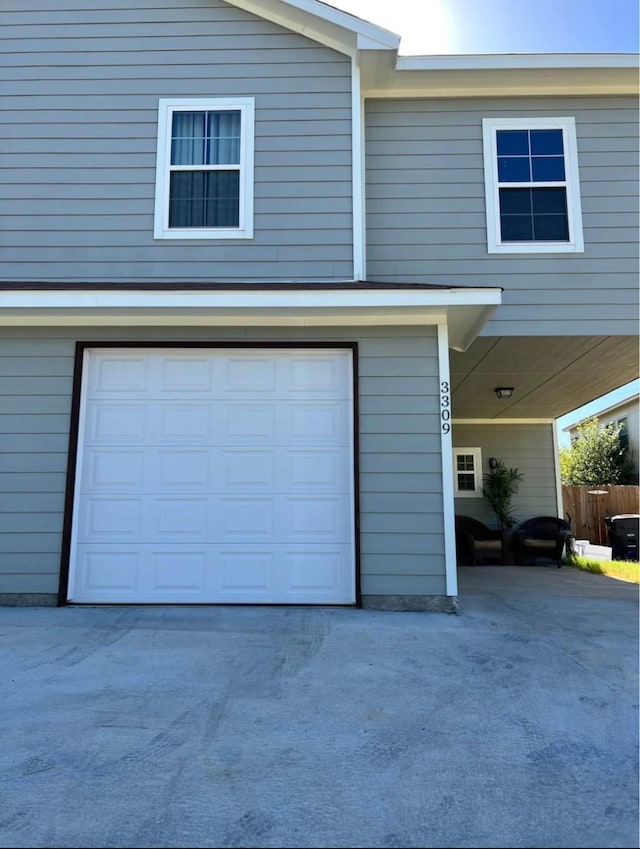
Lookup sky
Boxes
[327,0,639,54]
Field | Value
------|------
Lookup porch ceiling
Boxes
[451,335,639,420]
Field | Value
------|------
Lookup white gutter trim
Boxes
[552,422,565,520]
[396,53,639,71]
[0,287,502,350]
[438,324,458,598]
[0,288,502,311]
[351,56,366,281]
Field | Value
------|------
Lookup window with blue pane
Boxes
[169,110,241,228]
[495,127,569,243]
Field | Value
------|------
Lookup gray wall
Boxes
[1,0,353,282]
[453,422,559,530]
[365,96,639,336]
[0,326,446,601]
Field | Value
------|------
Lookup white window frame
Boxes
[154,97,255,240]
[453,447,483,498]
[482,116,584,254]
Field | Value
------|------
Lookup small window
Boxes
[618,418,629,452]
[154,97,254,239]
[482,117,583,254]
[453,447,482,498]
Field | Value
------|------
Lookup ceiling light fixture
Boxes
[495,387,514,399]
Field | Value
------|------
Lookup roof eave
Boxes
[223,0,400,56]
[361,58,640,98]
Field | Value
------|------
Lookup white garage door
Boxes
[67,348,355,604]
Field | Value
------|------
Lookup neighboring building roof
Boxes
[562,393,640,433]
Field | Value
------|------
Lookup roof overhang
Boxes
[361,52,640,97]
[224,0,400,55]
[0,286,501,352]
[218,2,640,99]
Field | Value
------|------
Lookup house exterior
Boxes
[563,392,640,476]
[1,0,638,610]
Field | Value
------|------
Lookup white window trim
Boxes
[482,116,584,254]
[154,97,255,240]
[453,447,483,498]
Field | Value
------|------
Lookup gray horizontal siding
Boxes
[365,96,639,336]
[0,325,445,600]
[452,423,559,535]
[0,0,354,282]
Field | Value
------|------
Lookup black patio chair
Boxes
[455,515,504,566]
[512,516,573,568]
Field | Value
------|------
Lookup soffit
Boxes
[360,52,639,97]
[452,336,640,420]
[0,285,501,353]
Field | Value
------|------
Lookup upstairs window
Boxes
[482,117,583,254]
[617,418,629,452]
[453,448,482,498]
[154,97,254,239]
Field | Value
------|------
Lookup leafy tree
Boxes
[560,417,637,485]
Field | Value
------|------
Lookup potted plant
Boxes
[482,459,525,562]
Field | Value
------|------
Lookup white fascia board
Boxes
[396,54,639,71]
[364,59,639,98]
[0,288,501,311]
[224,0,399,56]
[0,287,502,348]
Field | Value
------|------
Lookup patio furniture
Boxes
[455,515,505,566]
[512,516,573,568]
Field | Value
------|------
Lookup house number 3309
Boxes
[440,381,451,433]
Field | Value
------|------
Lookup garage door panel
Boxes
[156,404,212,442]
[153,551,208,593]
[153,499,209,539]
[285,549,348,597]
[287,403,348,444]
[69,348,355,605]
[222,450,275,489]
[286,497,346,541]
[88,355,149,394]
[288,449,346,491]
[83,449,145,490]
[222,403,276,442]
[156,450,211,489]
[78,548,141,596]
[77,498,143,540]
[160,357,214,393]
[224,356,277,393]
[86,403,147,443]
[219,551,273,596]
[221,498,274,538]
[287,355,348,396]
[72,543,353,604]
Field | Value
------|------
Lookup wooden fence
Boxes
[562,485,640,545]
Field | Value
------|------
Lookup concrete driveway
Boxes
[1,565,638,849]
